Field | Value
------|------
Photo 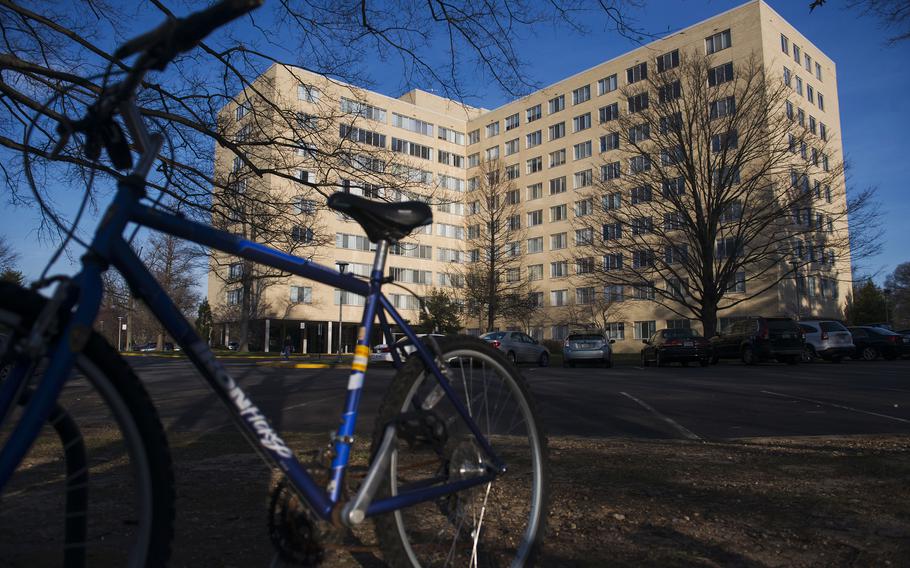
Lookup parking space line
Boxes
[283,394,340,412]
[619,391,702,440]
[761,390,910,424]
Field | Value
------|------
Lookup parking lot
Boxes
[127,356,910,441]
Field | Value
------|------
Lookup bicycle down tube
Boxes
[0,177,503,521]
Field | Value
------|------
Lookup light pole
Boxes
[117,316,123,351]
[790,260,801,320]
[336,261,348,356]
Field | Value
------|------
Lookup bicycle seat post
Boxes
[370,240,390,284]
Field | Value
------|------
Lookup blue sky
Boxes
[3,0,908,285]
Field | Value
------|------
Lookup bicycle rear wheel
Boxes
[0,283,174,566]
[371,336,549,567]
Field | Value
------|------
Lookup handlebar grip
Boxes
[114,0,262,63]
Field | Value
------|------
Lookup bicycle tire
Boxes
[371,335,549,567]
[0,283,175,567]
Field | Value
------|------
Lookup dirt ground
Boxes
[4,430,909,566]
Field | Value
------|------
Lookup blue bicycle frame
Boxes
[0,173,503,523]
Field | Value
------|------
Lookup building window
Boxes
[807,84,815,104]
[291,226,314,243]
[716,236,742,259]
[630,155,651,173]
[290,285,312,304]
[505,138,520,156]
[574,141,592,160]
[526,130,543,148]
[575,227,594,245]
[528,264,543,280]
[603,253,623,271]
[550,232,567,249]
[550,205,568,223]
[393,113,433,136]
[631,217,653,236]
[549,176,566,195]
[605,321,625,339]
[630,185,652,204]
[664,243,688,263]
[667,319,691,330]
[662,176,685,197]
[780,34,789,54]
[815,62,822,81]
[573,169,593,189]
[551,262,568,278]
[708,62,734,86]
[626,62,648,84]
[527,210,543,226]
[660,112,683,134]
[528,183,543,200]
[572,113,592,132]
[485,121,500,138]
[602,162,621,180]
[227,288,243,305]
[437,126,465,145]
[793,43,801,64]
[574,199,594,217]
[228,262,243,279]
[572,84,591,105]
[658,80,681,103]
[549,149,566,167]
[627,92,649,113]
[634,282,656,300]
[527,237,544,254]
[817,93,825,111]
[391,137,432,160]
[656,49,680,73]
[505,164,520,180]
[606,283,626,302]
[599,103,620,123]
[298,84,321,103]
[705,29,731,54]
[603,192,621,210]
[527,156,543,174]
[548,122,565,141]
[576,287,596,305]
[711,129,738,152]
[485,146,499,161]
[795,76,803,96]
[603,223,622,241]
[505,113,520,131]
[632,250,654,268]
[468,129,480,145]
[629,123,650,143]
[551,324,569,339]
[598,74,618,95]
[820,123,827,141]
[549,95,565,114]
[527,104,542,122]
[601,132,620,152]
[783,66,791,88]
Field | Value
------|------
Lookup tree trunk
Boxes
[701,298,718,338]
[239,275,252,352]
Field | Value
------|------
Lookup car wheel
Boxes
[802,346,816,363]
[604,357,613,369]
[507,351,518,364]
[699,359,709,367]
[830,356,843,364]
[656,352,666,367]
[710,355,719,365]
[641,353,650,367]
[741,346,755,365]
[883,352,898,361]
[785,355,799,365]
[681,361,688,367]
[861,346,878,361]
[538,352,550,367]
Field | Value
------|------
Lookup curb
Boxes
[255,361,348,369]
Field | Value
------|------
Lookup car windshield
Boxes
[568,334,603,341]
[664,329,696,338]
[819,321,848,332]
[481,332,506,340]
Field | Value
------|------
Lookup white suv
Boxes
[797,320,855,362]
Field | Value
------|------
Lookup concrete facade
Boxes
[209,0,850,353]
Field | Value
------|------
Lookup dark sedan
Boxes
[641,328,712,367]
[848,326,908,361]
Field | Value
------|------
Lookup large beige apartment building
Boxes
[209,0,850,353]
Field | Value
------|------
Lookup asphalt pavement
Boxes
[121,355,910,442]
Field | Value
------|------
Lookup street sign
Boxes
[300,322,306,329]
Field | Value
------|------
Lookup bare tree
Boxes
[457,159,533,332]
[579,53,869,337]
[0,236,19,272]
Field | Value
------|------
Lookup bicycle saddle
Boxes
[327,192,433,243]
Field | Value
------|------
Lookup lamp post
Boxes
[117,316,123,351]
[336,261,348,356]
[790,260,801,320]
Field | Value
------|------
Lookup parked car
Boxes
[227,341,239,351]
[709,317,804,365]
[563,332,614,367]
[480,331,549,366]
[847,326,907,361]
[797,320,855,363]
[641,328,712,367]
[371,333,445,362]
[135,342,157,352]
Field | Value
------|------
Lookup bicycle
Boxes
[0,0,548,565]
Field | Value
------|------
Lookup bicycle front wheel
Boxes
[372,335,549,567]
[0,283,174,566]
